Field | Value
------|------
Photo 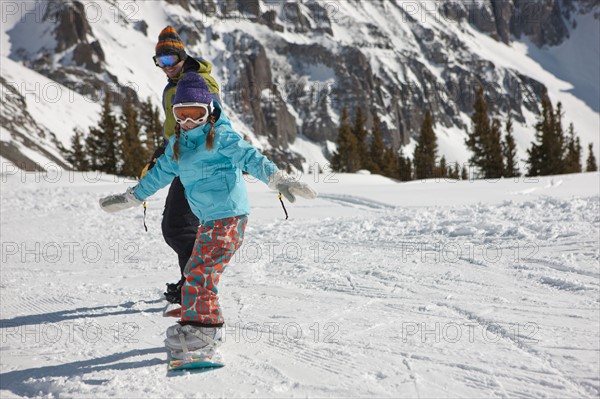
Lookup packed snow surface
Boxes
[1,167,599,398]
[1,0,598,167]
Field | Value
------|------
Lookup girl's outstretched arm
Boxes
[216,127,279,183]
[99,143,179,213]
[216,127,317,202]
[132,143,179,201]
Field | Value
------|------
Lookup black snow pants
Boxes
[162,177,199,276]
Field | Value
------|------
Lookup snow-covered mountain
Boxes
[1,0,599,171]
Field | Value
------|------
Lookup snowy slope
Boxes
[1,0,598,170]
[1,57,102,150]
[456,15,600,163]
[525,12,600,114]
[1,169,598,397]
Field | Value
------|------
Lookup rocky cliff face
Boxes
[444,0,597,47]
[7,1,139,110]
[3,0,598,170]
[0,75,69,171]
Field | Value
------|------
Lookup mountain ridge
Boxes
[1,0,598,171]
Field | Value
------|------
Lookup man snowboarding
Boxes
[143,26,221,305]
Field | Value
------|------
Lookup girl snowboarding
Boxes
[99,73,317,360]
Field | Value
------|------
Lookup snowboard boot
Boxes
[165,323,223,360]
[164,277,185,304]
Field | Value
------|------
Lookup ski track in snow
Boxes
[0,173,599,398]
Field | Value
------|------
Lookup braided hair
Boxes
[171,115,218,161]
[205,114,217,151]
[172,124,182,161]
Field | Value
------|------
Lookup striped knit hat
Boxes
[155,26,187,59]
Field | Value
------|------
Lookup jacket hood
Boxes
[169,56,214,84]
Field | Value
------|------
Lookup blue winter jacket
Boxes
[132,103,279,224]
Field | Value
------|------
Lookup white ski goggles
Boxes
[172,102,213,125]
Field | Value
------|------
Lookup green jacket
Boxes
[162,56,221,140]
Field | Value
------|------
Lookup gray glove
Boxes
[268,171,317,203]
[99,187,143,213]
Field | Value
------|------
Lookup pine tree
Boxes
[405,156,413,181]
[502,114,519,177]
[413,110,438,180]
[549,102,567,174]
[120,91,147,178]
[465,87,505,179]
[368,113,385,174]
[527,97,566,176]
[437,155,448,178]
[352,107,369,169]
[398,154,406,181]
[461,164,469,180]
[527,97,551,176]
[586,143,598,172]
[465,87,491,177]
[140,96,163,154]
[86,91,120,174]
[65,128,89,171]
[382,147,399,178]
[331,108,361,173]
[397,149,413,181]
[445,161,459,179]
[486,118,504,178]
[451,163,460,179]
[564,123,582,173]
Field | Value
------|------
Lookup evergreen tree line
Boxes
[331,87,598,180]
[65,88,598,180]
[330,107,469,181]
[64,91,163,178]
[526,96,597,176]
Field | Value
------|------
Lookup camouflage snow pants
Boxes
[180,215,248,325]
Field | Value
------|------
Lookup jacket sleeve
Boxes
[132,141,179,200]
[162,82,177,140]
[216,127,279,184]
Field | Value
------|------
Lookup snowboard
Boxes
[162,304,223,372]
[168,352,224,372]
